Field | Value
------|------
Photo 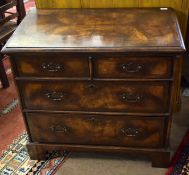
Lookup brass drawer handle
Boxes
[41,62,64,72]
[121,62,143,73]
[50,125,70,133]
[45,91,67,101]
[121,127,141,137]
[121,93,143,103]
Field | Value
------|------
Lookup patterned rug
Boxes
[0,133,71,175]
[166,130,189,175]
[0,99,19,117]
[0,62,71,174]
[0,58,71,175]
[0,1,72,174]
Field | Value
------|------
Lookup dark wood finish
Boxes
[16,0,26,24]
[14,54,173,79]
[0,0,26,44]
[14,54,90,77]
[151,151,171,168]
[26,113,166,147]
[3,8,185,53]
[0,53,9,88]
[0,0,25,88]
[172,55,183,112]
[26,142,170,168]
[94,55,173,79]
[2,8,185,168]
[19,81,170,113]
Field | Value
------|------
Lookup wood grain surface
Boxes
[34,0,189,38]
[3,9,185,53]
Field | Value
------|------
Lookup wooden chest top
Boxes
[4,8,185,53]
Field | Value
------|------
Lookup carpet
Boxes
[0,58,71,175]
[0,0,35,153]
[0,133,71,175]
[166,130,189,175]
[0,1,72,171]
[0,59,25,154]
[0,63,71,175]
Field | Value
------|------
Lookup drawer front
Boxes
[20,81,170,113]
[14,54,89,77]
[26,113,165,148]
[94,56,172,79]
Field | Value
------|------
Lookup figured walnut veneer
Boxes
[2,8,185,168]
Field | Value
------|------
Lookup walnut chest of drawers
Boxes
[2,8,185,167]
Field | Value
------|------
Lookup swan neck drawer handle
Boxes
[121,93,143,103]
[121,62,143,73]
[45,91,67,101]
[121,128,141,137]
[41,62,64,72]
[50,125,70,133]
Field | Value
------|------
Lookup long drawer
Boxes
[19,81,170,113]
[26,113,166,148]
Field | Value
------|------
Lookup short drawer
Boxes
[19,81,170,113]
[94,56,172,79]
[13,53,89,77]
[26,113,166,148]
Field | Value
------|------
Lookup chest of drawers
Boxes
[2,8,185,168]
